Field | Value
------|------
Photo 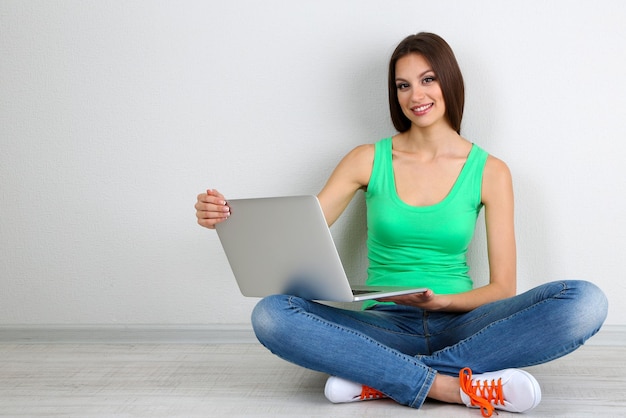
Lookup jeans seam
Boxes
[410,369,437,408]
[423,311,432,354]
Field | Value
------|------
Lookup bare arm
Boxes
[317,144,374,226]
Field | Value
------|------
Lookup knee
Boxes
[251,294,293,347]
[562,280,608,337]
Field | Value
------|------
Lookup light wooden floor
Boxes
[0,343,625,417]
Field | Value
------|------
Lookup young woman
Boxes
[195,33,608,417]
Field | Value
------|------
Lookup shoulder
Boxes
[344,143,375,162]
[336,143,376,171]
[481,153,513,203]
[335,143,376,187]
[484,153,511,179]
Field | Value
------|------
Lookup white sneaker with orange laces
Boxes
[459,367,542,417]
[324,376,387,403]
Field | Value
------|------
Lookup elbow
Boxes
[489,277,517,300]
[499,281,517,299]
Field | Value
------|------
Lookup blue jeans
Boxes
[251,280,607,408]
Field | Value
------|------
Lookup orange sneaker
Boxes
[324,376,387,403]
[459,367,541,417]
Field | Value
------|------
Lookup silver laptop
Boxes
[215,195,427,302]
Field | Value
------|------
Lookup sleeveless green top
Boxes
[363,137,488,308]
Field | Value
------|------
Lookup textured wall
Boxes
[1,0,623,326]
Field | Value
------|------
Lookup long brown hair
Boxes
[388,33,465,134]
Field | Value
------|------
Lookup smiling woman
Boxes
[0,1,622,415]
[195,32,608,417]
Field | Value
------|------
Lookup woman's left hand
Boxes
[376,289,452,311]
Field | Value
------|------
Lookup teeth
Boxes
[414,104,432,112]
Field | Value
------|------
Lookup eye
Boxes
[396,82,410,91]
[422,75,437,84]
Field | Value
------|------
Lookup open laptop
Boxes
[215,195,427,302]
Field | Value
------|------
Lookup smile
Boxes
[411,103,433,115]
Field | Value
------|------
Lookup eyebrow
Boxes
[395,69,435,82]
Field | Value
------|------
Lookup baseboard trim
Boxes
[0,324,258,344]
[0,324,624,346]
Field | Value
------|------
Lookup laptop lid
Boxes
[215,195,358,302]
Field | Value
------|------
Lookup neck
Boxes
[397,123,463,155]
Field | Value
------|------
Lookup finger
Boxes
[195,199,230,212]
[206,188,226,201]
[195,189,230,230]
[197,192,225,205]
[195,205,230,221]
[196,189,230,213]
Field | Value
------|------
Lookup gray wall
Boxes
[1,0,623,327]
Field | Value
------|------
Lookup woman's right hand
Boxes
[195,189,231,229]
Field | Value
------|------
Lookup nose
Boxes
[411,84,426,102]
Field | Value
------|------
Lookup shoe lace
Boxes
[459,368,505,418]
[359,385,386,400]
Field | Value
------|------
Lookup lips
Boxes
[412,103,433,115]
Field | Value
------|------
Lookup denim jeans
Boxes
[251,280,607,408]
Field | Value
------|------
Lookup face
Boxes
[394,53,447,130]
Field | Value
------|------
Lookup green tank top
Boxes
[363,137,488,308]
